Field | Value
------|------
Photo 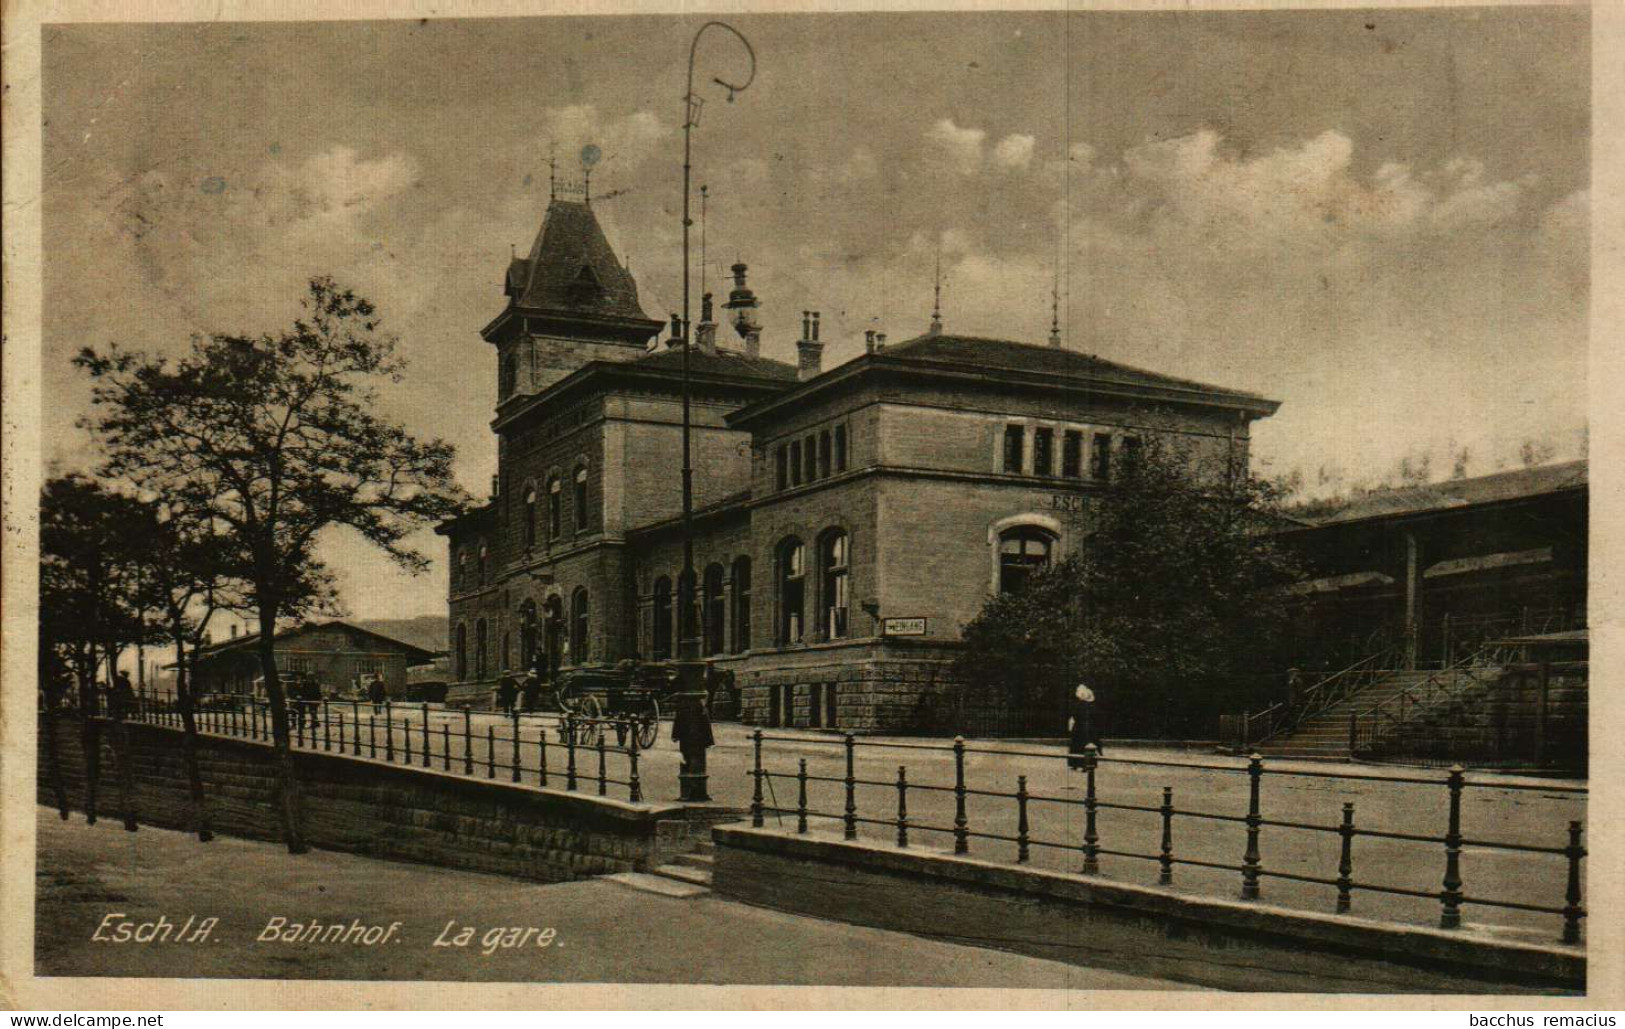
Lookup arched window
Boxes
[500,631,511,673]
[821,531,850,640]
[523,486,538,547]
[677,567,699,649]
[999,526,1055,595]
[731,556,752,654]
[548,477,562,540]
[519,599,538,675]
[778,538,806,645]
[573,466,589,533]
[652,576,674,659]
[703,563,726,656]
[478,542,488,584]
[474,619,489,680]
[571,588,589,664]
[454,623,468,681]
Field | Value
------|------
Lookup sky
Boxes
[41,8,1590,622]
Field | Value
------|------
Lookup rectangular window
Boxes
[1062,430,1083,478]
[804,435,817,482]
[776,446,788,490]
[356,658,383,679]
[1091,433,1112,481]
[789,441,803,486]
[1003,425,1025,474]
[819,431,832,479]
[1032,428,1054,477]
[834,424,848,471]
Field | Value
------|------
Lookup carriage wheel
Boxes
[636,696,661,749]
[574,694,604,747]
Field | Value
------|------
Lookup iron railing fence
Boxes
[746,730,1586,946]
[94,689,649,803]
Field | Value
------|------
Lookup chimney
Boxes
[864,330,877,354]
[744,328,762,359]
[665,312,684,349]
[797,310,824,381]
[875,333,887,350]
[696,292,718,355]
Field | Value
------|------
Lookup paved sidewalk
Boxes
[34,809,1193,989]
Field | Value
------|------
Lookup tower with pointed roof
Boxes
[482,199,664,408]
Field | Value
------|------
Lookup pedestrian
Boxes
[367,673,387,715]
[303,676,322,731]
[110,670,137,722]
[1068,682,1101,769]
[1286,667,1305,712]
[519,671,540,714]
[496,671,518,717]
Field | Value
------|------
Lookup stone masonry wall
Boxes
[37,715,701,882]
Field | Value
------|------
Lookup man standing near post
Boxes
[670,689,715,802]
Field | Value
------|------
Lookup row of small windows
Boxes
[1003,425,1140,480]
[522,466,591,548]
[650,556,753,659]
[454,543,491,590]
[777,530,849,646]
[775,424,849,491]
[454,588,590,682]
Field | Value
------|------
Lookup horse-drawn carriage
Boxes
[548,664,678,750]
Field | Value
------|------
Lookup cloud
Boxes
[540,104,670,170]
[993,134,1035,170]
[925,118,986,175]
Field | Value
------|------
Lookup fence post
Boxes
[322,702,331,751]
[1159,786,1174,886]
[403,716,413,765]
[1337,801,1356,914]
[596,732,607,796]
[368,716,376,757]
[750,728,765,828]
[895,765,908,848]
[1016,775,1030,864]
[1082,743,1100,875]
[1440,765,1465,929]
[1241,752,1263,900]
[1563,821,1585,945]
[565,715,578,791]
[441,722,450,772]
[385,707,395,762]
[628,727,641,803]
[486,725,495,779]
[423,703,432,769]
[952,735,969,855]
[797,759,809,834]
[843,732,857,841]
[511,709,521,782]
[463,708,473,775]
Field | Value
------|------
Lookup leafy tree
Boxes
[75,278,469,852]
[955,439,1305,738]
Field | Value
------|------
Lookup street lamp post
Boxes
[676,20,755,803]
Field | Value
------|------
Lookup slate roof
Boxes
[505,200,651,323]
[634,344,800,383]
[1304,461,1587,527]
[881,333,1274,405]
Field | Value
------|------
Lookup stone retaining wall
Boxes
[711,824,1585,995]
[37,714,708,882]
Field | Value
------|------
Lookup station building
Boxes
[437,197,1279,733]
